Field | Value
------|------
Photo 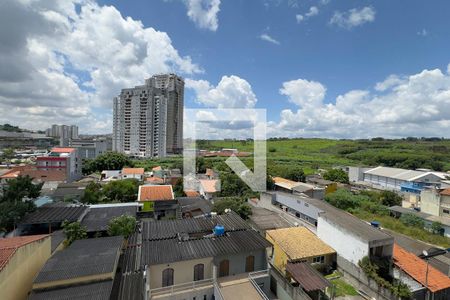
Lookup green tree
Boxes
[1,175,43,202]
[400,213,425,228]
[196,157,206,173]
[62,221,87,246]
[81,182,103,204]
[102,179,139,203]
[107,215,137,238]
[323,169,349,184]
[266,175,275,190]
[82,152,133,175]
[0,200,36,233]
[285,166,306,182]
[379,191,402,207]
[1,148,15,159]
[213,197,252,219]
[325,189,362,211]
[173,178,185,197]
[431,221,444,235]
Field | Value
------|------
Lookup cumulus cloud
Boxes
[186,76,257,108]
[270,65,450,138]
[330,6,375,29]
[296,6,319,23]
[0,0,201,133]
[417,29,428,36]
[184,0,221,31]
[259,33,280,45]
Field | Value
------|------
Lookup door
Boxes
[245,255,255,272]
[219,259,229,277]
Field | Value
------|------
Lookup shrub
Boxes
[62,221,87,246]
[323,168,349,184]
[400,213,425,228]
[107,215,137,238]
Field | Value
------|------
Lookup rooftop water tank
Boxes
[214,225,225,236]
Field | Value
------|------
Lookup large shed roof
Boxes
[141,211,250,240]
[81,206,137,232]
[21,206,88,225]
[141,230,271,265]
[33,236,123,284]
[29,280,113,300]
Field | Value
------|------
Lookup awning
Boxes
[286,262,331,292]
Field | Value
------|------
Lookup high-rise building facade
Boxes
[45,124,79,146]
[113,74,184,158]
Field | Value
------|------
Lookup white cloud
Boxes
[184,0,221,31]
[330,6,376,29]
[271,65,450,138]
[417,29,428,36]
[296,6,319,23]
[186,75,257,108]
[259,33,280,45]
[280,79,326,107]
[0,0,201,133]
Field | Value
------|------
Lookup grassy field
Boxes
[325,271,358,297]
[134,138,450,175]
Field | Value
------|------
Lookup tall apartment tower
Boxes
[113,74,184,158]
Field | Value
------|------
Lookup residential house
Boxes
[29,236,123,299]
[101,170,121,181]
[393,244,450,300]
[265,227,334,300]
[121,168,145,181]
[199,179,220,200]
[140,212,271,300]
[421,187,450,218]
[50,182,89,202]
[138,185,177,219]
[0,235,51,300]
[19,205,89,235]
[177,197,212,218]
[388,205,450,238]
[36,147,82,182]
[273,177,325,199]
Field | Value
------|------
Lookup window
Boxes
[312,256,325,264]
[219,259,229,277]
[162,268,174,287]
[245,255,255,272]
[444,209,450,214]
[193,264,204,281]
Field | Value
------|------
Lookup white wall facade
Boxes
[317,216,369,265]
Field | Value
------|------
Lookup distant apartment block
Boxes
[113,74,184,158]
[69,137,111,159]
[45,124,79,146]
[36,147,82,182]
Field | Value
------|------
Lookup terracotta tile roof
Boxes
[185,190,200,197]
[205,168,214,177]
[393,244,450,292]
[0,235,49,271]
[122,168,145,175]
[440,188,450,196]
[0,170,20,179]
[51,147,75,153]
[146,176,165,184]
[22,169,67,182]
[138,185,174,201]
[152,166,162,171]
[266,227,335,261]
[200,179,219,193]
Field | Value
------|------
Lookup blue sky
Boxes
[1,0,450,138]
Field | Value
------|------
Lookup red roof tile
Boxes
[200,179,219,193]
[440,188,450,196]
[0,235,49,271]
[122,168,145,175]
[146,177,165,184]
[139,185,174,201]
[51,147,75,153]
[185,190,200,197]
[393,244,450,292]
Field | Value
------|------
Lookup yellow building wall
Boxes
[266,233,335,276]
[0,237,51,300]
[325,183,337,195]
[149,257,214,289]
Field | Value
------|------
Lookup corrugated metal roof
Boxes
[286,262,330,292]
[34,236,123,284]
[141,230,271,265]
[364,166,426,181]
[21,206,88,224]
[141,211,250,241]
[81,206,137,232]
[29,280,113,300]
[117,272,144,300]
